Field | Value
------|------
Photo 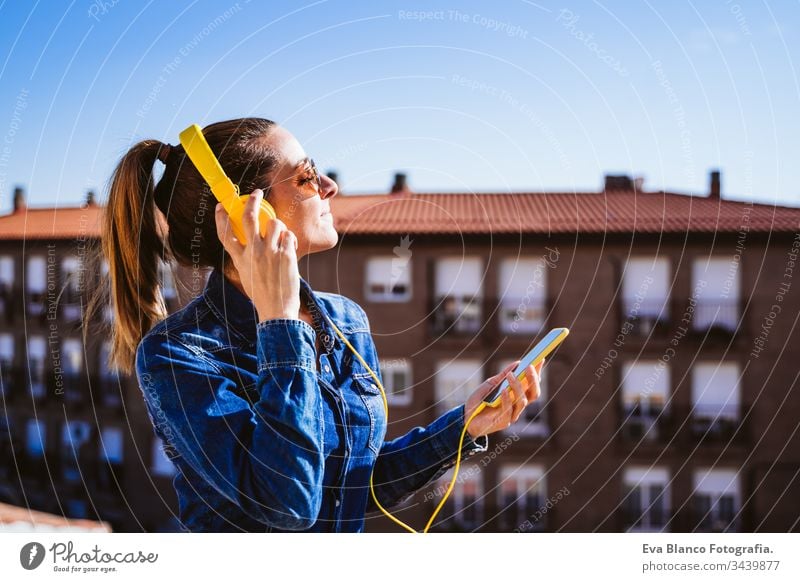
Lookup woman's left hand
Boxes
[464,359,545,440]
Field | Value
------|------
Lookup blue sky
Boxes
[0,0,798,212]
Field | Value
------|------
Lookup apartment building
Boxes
[1,170,798,532]
[304,171,800,532]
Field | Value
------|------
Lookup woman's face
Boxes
[260,125,339,258]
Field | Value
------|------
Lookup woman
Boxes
[94,117,544,532]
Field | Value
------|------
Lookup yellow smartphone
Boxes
[484,327,569,407]
[178,123,276,245]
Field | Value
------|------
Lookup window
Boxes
[26,256,46,318]
[0,416,10,479]
[99,427,124,489]
[498,257,547,334]
[365,256,411,301]
[27,336,46,400]
[433,463,483,530]
[691,362,741,441]
[692,257,740,332]
[498,358,548,437]
[151,436,177,477]
[100,427,124,464]
[621,361,669,441]
[498,464,546,531]
[692,468,739,531]
[61,420,92,482]
[435,359,482,415]
[0,334,13,397]
[66,499,87,519]
[61,256,82,322]
[0,255,13,320]
[378,358,412,406]
[98,341,121,407]
[433,257,483,334]
[623,257,670,334]
[62,338,83,402]
[25,419,46,458]
[622,466,670,531]
[0,255,12,288]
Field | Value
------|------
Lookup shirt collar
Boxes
[202,267,337,353]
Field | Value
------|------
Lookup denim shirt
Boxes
[135,267,489,532]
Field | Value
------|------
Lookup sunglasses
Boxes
[265,157,323,199]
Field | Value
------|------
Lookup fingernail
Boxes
[215,203,222,212]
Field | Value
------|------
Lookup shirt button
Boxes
[324,365,331,373]
[334,499,340,507]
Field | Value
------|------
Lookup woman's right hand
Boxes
[214,189,301,322]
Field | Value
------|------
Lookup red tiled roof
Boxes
[1,191,798,240]
[329,191,800,234]
[0,205,103,240]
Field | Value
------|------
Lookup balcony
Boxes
[0,364,21,400]
[430,294,483,337]
[59,288,83,325]
[619,404,673,444]
[689,298,741,336]
[618,404,749,448]
[0,284,13,324]
[501,495,547,532]
[620,298,671,337]
[689,404,747,444]
[94,375,123,409]
[690,495,740,532]
[618,506,671,532]
[497,296,548,335]
[25,291,48,324]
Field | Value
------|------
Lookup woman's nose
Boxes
[320,173,338,199]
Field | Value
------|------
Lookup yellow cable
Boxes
[325,315,485,534]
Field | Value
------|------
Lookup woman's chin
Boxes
[308,230,338,253]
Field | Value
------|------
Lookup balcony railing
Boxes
[618,404,749,447]
[619,404,673,443]
[620,298,670,337]
[690,298,741,335]
[618,506,671,532]
[689,403,747,444]
[497,296,547,334]
[691,495,740,532]
[430,294,483,336]
[498,495,546,532]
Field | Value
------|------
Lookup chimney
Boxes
[84,189,97,207]
[709,170,721,199]
[604,174,634,191]
[13,186,26,212]
[390,172,409,194]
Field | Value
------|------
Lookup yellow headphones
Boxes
[178,123,488,532]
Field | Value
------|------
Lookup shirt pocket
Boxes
[352,375,386,455]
